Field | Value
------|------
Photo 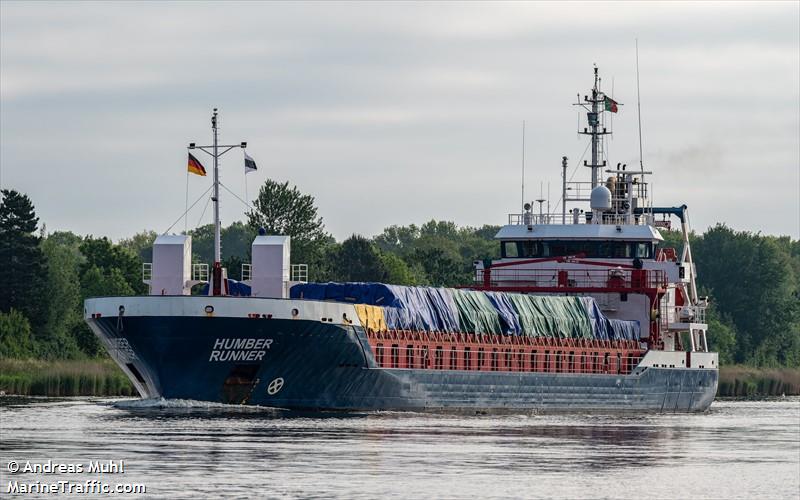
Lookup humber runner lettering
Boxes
[209,338,273,362]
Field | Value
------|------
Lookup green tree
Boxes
[693,224,799,366]
[118,230,157,263]
[379,252,425,286]
[329,235,389,282]
[39,237,83,358]
[0,309,34,359]
[245,179,332,277]
[374,224,421,254]
[79,237,146,295]
[0,190,48,329]
[190,222,256,265]
[411,247,465,286]
[76,266,136,356]
[373,220,499,287]
[222,255,244,281]
[705,304,737,365]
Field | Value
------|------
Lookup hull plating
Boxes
[87,312,717,413]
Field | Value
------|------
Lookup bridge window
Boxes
[464,347,472,370]
[502,240,542,258]
[376,344,384,366]
[391,345,399,368]
[502,241,519,258]
[635,242,653,258]
[501,240,654,259]
[450,347,457,370]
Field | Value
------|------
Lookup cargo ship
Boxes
[85,69,718,412]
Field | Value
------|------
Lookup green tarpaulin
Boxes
[449,289,503,335]
[506,295,594,339]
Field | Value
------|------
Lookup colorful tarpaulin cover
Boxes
[354,304,387,333]
[289,282,640,340]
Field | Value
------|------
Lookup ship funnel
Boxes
[590,185,612,211]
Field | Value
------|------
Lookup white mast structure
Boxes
[188,108,247,296]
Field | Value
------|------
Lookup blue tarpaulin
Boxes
[200,279,251,297]
[608,318,641,341]
[485,291,523,335]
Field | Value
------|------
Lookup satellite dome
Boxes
[590,185,612,211]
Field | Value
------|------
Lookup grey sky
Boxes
[1,1,798,242]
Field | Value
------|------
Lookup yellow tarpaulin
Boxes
[354,304,388,333]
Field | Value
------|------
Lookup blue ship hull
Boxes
[87,312,717,413]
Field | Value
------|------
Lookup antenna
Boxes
[535,181,545,221]
[521,120,526,211]
[547,182,551,220]
[636,39,644,172]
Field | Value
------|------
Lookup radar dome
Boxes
[590,185,612,211]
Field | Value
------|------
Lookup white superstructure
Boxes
[475,66,709,357]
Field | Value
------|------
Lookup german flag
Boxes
[188,153,207,176]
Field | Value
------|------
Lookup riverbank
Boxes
[717,365,800,397]
[1,359,798,398]
[0,358,134,397]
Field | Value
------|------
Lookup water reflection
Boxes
[1,397,798,499]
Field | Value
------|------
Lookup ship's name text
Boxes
[209,338,273,362]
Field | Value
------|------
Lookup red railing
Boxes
[475,268,666,291]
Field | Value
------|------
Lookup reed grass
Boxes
[1,359,797,398]
[0,358,134,397]
[718,365,800,397]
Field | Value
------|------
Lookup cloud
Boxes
[1,1,798,243]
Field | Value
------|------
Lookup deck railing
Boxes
[508,212,653,226]
[475,267,667,290]
[661,304,707,328]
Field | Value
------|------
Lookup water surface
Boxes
[1,398,798,499]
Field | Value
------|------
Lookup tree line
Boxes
[1,183,798,367]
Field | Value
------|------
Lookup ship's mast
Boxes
[212,110,221,264]
[188,109,247,296]
[577,66,610,188]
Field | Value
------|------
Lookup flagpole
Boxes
[184,168,189,234]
